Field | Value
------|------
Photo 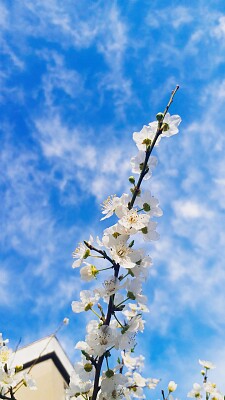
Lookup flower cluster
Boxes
[0,333,36,399]
[187,360,223,400]
[67,95,182,400]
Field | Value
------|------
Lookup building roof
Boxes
[12,335,74,384]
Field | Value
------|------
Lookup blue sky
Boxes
[1,0,225,396]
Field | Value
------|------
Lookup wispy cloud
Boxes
[1,0,225,393]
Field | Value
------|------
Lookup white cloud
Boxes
[0,1,133,114]
[212,15,225,38]
[173,199,214,219]
[36,50,84,107]
[33,112,133,201]
[146,6,193,29]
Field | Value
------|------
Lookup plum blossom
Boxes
[80,263,98,281]
[0,336,36,396]
[72,290,99,313]
[122,303,149,320]
[86,325,116,357]
[73,358,95,381]
[188,383,202,398]
[95,276,122,300]
[0,334,9,347]
[136,190,163,217]
[21,373,37,390]
[118,209,150,234]
[133,121,159,151]
[0,346,12,364]
[130,254,153,279]
[203,382,217,394]
[103,234,142,269]
[125,278,147,305]
[133,114,181,152]
[146,378,160,389]
[99,373,128,400]
[199,359,216,370]
[121,352,145,371]
[141,220,159,241]
[130,152,158,180]
[66,370,93,399]
[101,194,129,220]
[72,236,93,268]
[160,113,181,138]
[168,380,177,392]
[116,331,136,352]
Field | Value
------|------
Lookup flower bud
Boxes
[84,302,93,311]
[143,202,151,212]
[112,232,120,239]
[15,365,23,373]
[168,381,177,392]
[129,176,135,185]
[156,112,164,122]
[201,369,205,376]
[84,363,93,372]
[83,249,90,259]
[127,291,136,300]
[162,122,170,132]
[142,138,152,148]
[105,369,114,378]
[63,317,69,325]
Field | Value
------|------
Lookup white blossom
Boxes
[99,373,128,400]
[131,254,153,279]
[203,382,217,394]
[80,263,98,281]
[103,234,142,269]
[146,377,160,389]
[160,113,181,138]
[130,152,157,180]
[72,290,99,313]
[133,121,159,151]
[72,236,93,268]
[86,325,116,357]
[136,190,163,217]
[122,303,149,319]
[66,370,93,398]
[73,359,95,381]
[118,209,150,234]
[21,373,37,390]
[141,220,159,242]
[0,334,9,347]
[101,194,129,220]
[188,383,202,398]
[116,331,136,351]
[121,352,145,371]
[199,359,216,370]
[95,276,122,300]
[168,380,177,392]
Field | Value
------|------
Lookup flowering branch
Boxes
[90,89,181,400]
[128,85,179,210]
[83,241,117,267]
[67,87,182,400]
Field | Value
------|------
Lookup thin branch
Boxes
[163,85,179,118]
[128,85,179,210]
[84,241,116,266]
[0,394,14,400]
